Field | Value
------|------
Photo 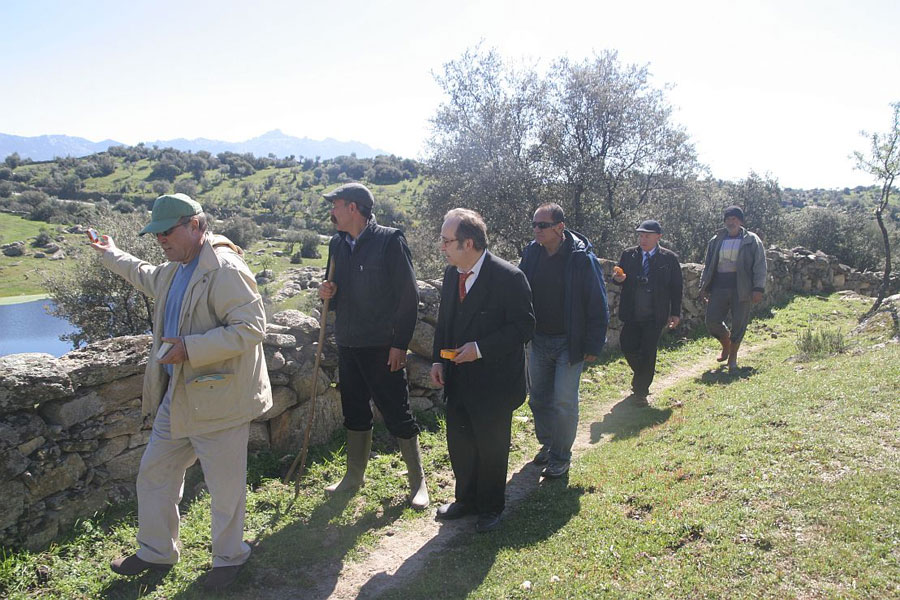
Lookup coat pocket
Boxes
[186,373,239,421]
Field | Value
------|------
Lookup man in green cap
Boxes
[89,193,272,592]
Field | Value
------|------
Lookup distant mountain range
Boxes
[0,129,389,162]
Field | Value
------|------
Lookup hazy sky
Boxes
[2,0,897,189]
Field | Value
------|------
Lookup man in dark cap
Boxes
[699,205,767,373]
[611,220,683,406]
[318,182,428,509]
[90,193,272,591]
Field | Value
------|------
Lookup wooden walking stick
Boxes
[283,257,335,489]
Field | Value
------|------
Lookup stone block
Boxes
[406,354,441,390]
[40,392,106,428]
[24,517,58,552]
[129,430,151,448]
[269,388,343,454]
[86,435,130,467]
[101,406,142,438]
[255,385,298,422]
[0,354,74,414]
[264,333,298,348]
[248,422,270,452]
[57,335,150,389]
[409,396,434,413]
[290,365,332,402]
[0,480,26,529]
[54,485,111,531]
[0,448,29,480]
[408,320,435,359]
[23,453,86,501]
[105,446,145,481]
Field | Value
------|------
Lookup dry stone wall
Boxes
[0,246,891,551]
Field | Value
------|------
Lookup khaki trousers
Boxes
[135,387,251,568]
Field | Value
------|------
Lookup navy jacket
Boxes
[519,230,609,364]
[326,218,418,349]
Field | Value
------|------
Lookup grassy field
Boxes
[0,213,90,298]
[0,294,896,599]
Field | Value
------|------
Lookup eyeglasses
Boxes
[531,221,560,230]
[156,218,190,239]
[439,237,458,247]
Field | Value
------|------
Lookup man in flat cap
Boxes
[611,220,683,406]
[318,182,428,509]
[699,205,767,373]
[90,193,272,591]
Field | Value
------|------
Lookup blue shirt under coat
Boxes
[162,254,199,377]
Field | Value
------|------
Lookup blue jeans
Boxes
[528,333,585,464]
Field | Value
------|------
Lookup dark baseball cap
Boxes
[322,183,374,211]
[635,220,662,234]
[139,194,203,236]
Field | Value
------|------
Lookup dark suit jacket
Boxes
[613,245,683,325]
[432,251,535,412]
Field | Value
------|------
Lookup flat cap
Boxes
[322,183,374,211]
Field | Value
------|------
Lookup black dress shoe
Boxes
[476,512,502,533]
[110,554,172,576]
[542,461,570,479]
[435,502,474,520]
[533,446,550,465]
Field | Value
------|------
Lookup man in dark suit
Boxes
[611,220,683,406]
[429,208,535,533]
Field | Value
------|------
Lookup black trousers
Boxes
[337,345,419,439]
[620,320,664,396]
[445,396,512,515]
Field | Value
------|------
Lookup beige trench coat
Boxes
[101,234,272,438]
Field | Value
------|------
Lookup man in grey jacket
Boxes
[91,193,271,592]
[699,206,767,373]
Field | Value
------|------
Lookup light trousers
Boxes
[135,387,251,568]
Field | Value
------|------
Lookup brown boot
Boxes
[727,342,741,373]
[110,554,172,576]
[717,335,731,362]
[202,564,243,592]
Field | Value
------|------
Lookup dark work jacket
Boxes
[519,230,609,364]
[432,251,535,412]
[326,218,418,349]
[612,245,683,326]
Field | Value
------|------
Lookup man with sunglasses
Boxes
[518,203,608,478]
[89,193,272,592]
[611,220,683,407]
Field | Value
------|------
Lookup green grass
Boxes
[1,294,896,599]
[0,213,91,297]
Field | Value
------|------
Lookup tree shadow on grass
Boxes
[357,466,584,600]
[589,396,672,444]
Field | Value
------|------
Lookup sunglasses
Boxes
[531,221,560,230]
[156,218,190,238]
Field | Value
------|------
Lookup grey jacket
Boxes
[699,228,767,302]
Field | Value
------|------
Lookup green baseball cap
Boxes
[139,193,203,236]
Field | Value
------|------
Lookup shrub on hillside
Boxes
[220,216,261,249]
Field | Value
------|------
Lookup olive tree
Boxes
[43,210,164,347]
[424,46,546,257]
[853,101,900,315]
